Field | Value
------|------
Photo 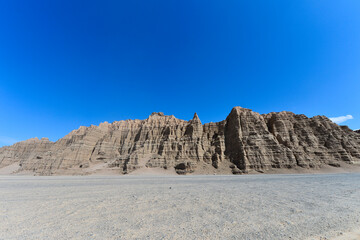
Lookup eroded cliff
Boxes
[1,107,359,175]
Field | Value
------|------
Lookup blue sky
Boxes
[1,0,360,146]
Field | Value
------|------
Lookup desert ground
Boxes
[1,174,360,240]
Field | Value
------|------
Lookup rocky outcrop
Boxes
[0,137,53,171]
[1,107,359,175]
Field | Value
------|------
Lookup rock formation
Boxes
[0,107,359,175]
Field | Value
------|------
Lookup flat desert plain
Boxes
[1,174,360,240]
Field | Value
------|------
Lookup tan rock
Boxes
[1,107,359,175]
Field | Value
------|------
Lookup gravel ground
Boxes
[0,174,360,240]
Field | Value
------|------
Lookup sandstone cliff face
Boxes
[1,107,359,175]
[0,137,53,171]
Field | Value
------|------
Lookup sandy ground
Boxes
[0,174,360,240]
[0,163,20,175]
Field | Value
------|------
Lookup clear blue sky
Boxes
[1,0,360,146]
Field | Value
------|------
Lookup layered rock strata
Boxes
[0,107,359,175]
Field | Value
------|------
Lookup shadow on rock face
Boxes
[174,162,194,175]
